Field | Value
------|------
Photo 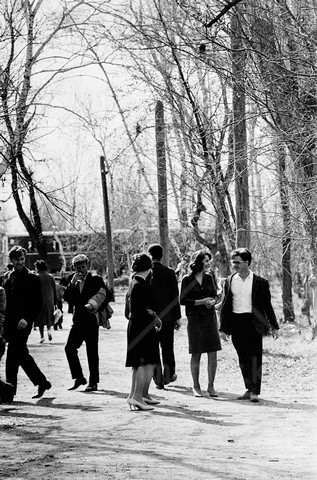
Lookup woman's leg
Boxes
[129,368,137,398]
[39,325,44,342]
[47,326,52,341]
[132,365,153,404]
[142,364,155,399]
[190,354,202,395]
[207,351,218,395]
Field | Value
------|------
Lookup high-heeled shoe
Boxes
[143,397,160,405]
[128,398,154,411]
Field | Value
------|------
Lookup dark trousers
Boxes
[153,321,176,385]
[231,313,263,395]
[6,331,47,395]
[65,322,99,385]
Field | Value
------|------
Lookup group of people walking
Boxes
[0,247,112,402]
[0,243,279,410]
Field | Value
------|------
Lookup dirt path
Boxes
[0,291,316,480]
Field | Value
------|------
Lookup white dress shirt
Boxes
[231,271,253,313]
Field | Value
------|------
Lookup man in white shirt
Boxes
[220,248,279,402]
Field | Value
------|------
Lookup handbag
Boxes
[97,304,114,329]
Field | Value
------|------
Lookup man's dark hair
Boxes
[148,243,163,261]
[8,245,27,260]
[231,248,252,265]
[34,260,48,272]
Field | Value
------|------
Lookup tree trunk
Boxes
[277,145,295,322]
[100,156,115,296]
[155,101,169,265]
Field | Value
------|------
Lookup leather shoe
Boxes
[164,374,177,385]
[155,383,164,390]
[250,392,260,403]
[85,384,98,392]
[237,390,250,400]
[68,377,87,391]
[32,380,51,399]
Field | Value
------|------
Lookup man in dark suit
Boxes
[148,244,181,389]
[3,246,51,401]
[220,248,279,402]
[64,254,112,392]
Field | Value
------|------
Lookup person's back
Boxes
[148,244,181,388]
[151,262,180,322]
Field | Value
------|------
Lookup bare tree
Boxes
[0,0,110,260]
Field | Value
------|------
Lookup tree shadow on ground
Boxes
[0,397,102,412]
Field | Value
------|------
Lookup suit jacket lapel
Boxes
[251,273,259,304]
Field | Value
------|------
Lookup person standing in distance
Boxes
[63,254,112,392]
[148,244,181,389]
[3,246,51,401]
[34,260,57,343]
[219,248,279,403]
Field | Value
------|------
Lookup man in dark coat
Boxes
[220,248,279,402]
[3,246,51,401]
[63,254,112,392]
[148,244,181,389]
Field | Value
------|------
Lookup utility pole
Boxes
[231,7,250,249]
[100,156,114,297]
[155,100,169,265]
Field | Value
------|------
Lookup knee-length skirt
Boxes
[187,311,221,354]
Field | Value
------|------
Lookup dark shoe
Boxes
[0,381,15,404]
[1,394,14,404]
[250,393,260,403]
[164,374,177,385]
[237,390,250,400]
[32,380,52,399]
[68,377,87,391]
[207,390,218,398]
[156,383,164,390]
[84,384,98,392]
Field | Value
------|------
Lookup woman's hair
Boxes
[131,253,152,273]
[231,248,252,265]
[189,249,212,275]
[34,260,48,272]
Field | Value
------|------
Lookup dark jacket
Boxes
[3,267,42,338]
[63,272,112,325]
[150,262,181,323]
[180,272,218,317]
[220,273,279,335]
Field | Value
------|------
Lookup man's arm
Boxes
[169,270,181,322]
[0,287,6,337]
[263,278,279,332]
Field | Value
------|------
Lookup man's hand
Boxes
[174,318,182,330]
[220,331,230,342]
[272,329,279,340]
[17,319,27,330]
[154,316,162,332]
[71,273,83,285]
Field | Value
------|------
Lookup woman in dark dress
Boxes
[125,253,162,411]
[180,249,221,397]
